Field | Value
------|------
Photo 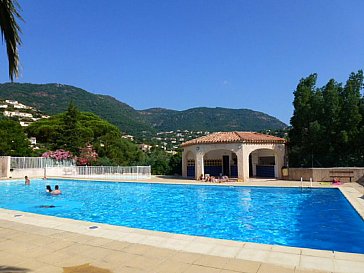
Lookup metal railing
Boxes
[63,166,151,180]
[10,157,151,180]
[11,157,75,169]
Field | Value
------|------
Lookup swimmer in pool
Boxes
[51,185,61,195]
[46,185,52,193]
[24,176,30,185]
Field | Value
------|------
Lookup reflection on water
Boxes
[0,179,363,254]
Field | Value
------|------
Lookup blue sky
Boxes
[0,0,363,124]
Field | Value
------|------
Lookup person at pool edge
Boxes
[51,185,61,195]
[24,176,30,185]
[332,177,342,185]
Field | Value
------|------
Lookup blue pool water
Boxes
[0,179,364,254]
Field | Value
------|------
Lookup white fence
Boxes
[11,157,74,169]
[7,157,151,180]
[62,166,152,180]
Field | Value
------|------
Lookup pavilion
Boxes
[181,132,286,181]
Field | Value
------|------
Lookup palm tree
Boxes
[0,0,22,81]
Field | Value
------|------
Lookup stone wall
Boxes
[288,167,364,182]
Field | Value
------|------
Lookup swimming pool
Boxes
[1,179,363,254]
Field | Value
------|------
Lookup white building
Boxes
[139,144,152,152]
[14,103,32,109]
[5,99,18,105]
[122,135,134,141]
[20,121,31,127]
[181,132,286,181]
[29,137,37,145]
[4,111,33,118]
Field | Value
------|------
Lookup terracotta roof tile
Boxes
[181,131,285,147]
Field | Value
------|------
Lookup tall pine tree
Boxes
[321,79,342,166]
[289,74,317,167]
[339,71,363,165]
[57,102,93,154]
[289,70,364,167]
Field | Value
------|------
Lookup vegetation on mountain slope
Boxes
[0,83,287,138]
[0,83,153,136]
[139,107,286,132]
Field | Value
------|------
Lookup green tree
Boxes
[338,71,363,165]
[168,152,182,175]
[27,109,145,166]
[0,0,22,80]
[321,79,342,166]
[56,103,94,153]
[60,102,80,152]
[289,71,364,167]
[141,148,170,175]
[288,74,318,167]
[95,131,144,165]
[358,95,364,165]
[0,117,31,156]
[139,148,182,175]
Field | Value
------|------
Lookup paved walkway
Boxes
[0,219,336,273]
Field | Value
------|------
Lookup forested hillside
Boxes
[0,83,287,137]
[140,107,286,131]
[0,83,153,136]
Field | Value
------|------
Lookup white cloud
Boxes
[222,80,230,86]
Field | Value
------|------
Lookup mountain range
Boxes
[0,83,287,137]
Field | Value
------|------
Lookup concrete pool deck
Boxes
[0,177,364,273]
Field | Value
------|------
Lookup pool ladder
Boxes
[300,177,313,190]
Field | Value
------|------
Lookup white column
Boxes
[236,147,249,182]
[243,149,250,182]
[0,156,11,178]
[195,151,204,180]
[274,145,285,179]
[237,153,243,180]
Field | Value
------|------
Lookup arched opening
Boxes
[185,151,195,178]
[249,148,276,178]
[203,149,238,178]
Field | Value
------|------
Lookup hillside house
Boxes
[29,137,37,145]
[139,144,152,152]
[20,121,31,127]
[122,135,134,141]
[5,99,18,104]
[14,103,32,109]
[4,110,33,118]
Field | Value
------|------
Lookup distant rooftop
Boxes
[181,132,286,147]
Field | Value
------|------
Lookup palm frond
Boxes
[0,0,23,81]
